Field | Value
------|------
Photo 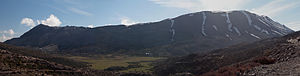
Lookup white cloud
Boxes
[39,14,62,27]
[0,34,13,42]
[21,18,36,28]
[149,0,250,11]
[251,0,300,17]
[120,17,137,26]
[0,29,15,42]
[21,14,62,27]
[69,8,93,16]
[0,29,15,35]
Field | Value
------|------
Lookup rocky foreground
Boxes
[0,49,116,76]
[154,31,300,76]
[247,57,300,76]
[245,36,300,76]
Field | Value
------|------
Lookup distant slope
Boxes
[5,10,294,56]
[153,31,300,76]
[0,42,88,68]
[0,43,116,76]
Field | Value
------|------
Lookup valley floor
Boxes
[65,55,164,73]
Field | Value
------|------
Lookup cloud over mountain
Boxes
[0,29,15,42]
[21,18,36,28]
[21,14,62,27]
[38,14,62,27]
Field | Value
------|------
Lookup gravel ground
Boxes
[246,57,300,76]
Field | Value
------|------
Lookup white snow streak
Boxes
[258,18,270,27]
[171,19,174,28]
[241,11,252,26]
[225,34,232,40]
[250,33,261,39]
[262,16,285,29]
[170,19,175,41]
[233,27,241,36]
[225,13,233,32]
[261,16,291,34]
[253,25,262,31]
[272,30,284,36]
[201,12,207,36]
[261,29,270,35]
[212,25,218,31]
[171,29,175,41]
[242,12,272,36]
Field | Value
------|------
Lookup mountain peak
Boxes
[5,11,294,56]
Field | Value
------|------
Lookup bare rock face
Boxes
[4,11,294,56]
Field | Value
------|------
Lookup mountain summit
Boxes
[5,10,294,56]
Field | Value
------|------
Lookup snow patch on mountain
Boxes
[171,20,174,28]
[261,29,270,35]
[171,29,175,41]
[225,13,233,32]
[225,34,232,40]
[201,12,207,36]
[170,19,175,41]
[241,11,252,26]
[250,33,261,39]
[233,27,241,36]
[258,18,270,27]
[259,16,293,34]
[272,30,284,36]
[253,25,262,31]
[212,25,218,31]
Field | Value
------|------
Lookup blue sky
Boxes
[0,0,300,42]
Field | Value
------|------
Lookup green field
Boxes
[66,55,164,72]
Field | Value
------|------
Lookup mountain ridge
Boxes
[5,10,294,56]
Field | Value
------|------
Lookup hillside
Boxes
[0,43,116,76]
[153,31,300,76]
[0,42,88,68]
[4,11,293,56]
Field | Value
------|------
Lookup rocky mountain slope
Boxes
[0,43,116,76]
[5,10,293,56]
[244,32,300,76]
[153,31,300,76]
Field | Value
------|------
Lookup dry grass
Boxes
[66,56,164,72]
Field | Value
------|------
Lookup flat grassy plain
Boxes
[66,55,164,72]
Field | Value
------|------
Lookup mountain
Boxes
[153,31,300,76]
[5,10,294,56]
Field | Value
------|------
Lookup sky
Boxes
[0,0,300,42]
